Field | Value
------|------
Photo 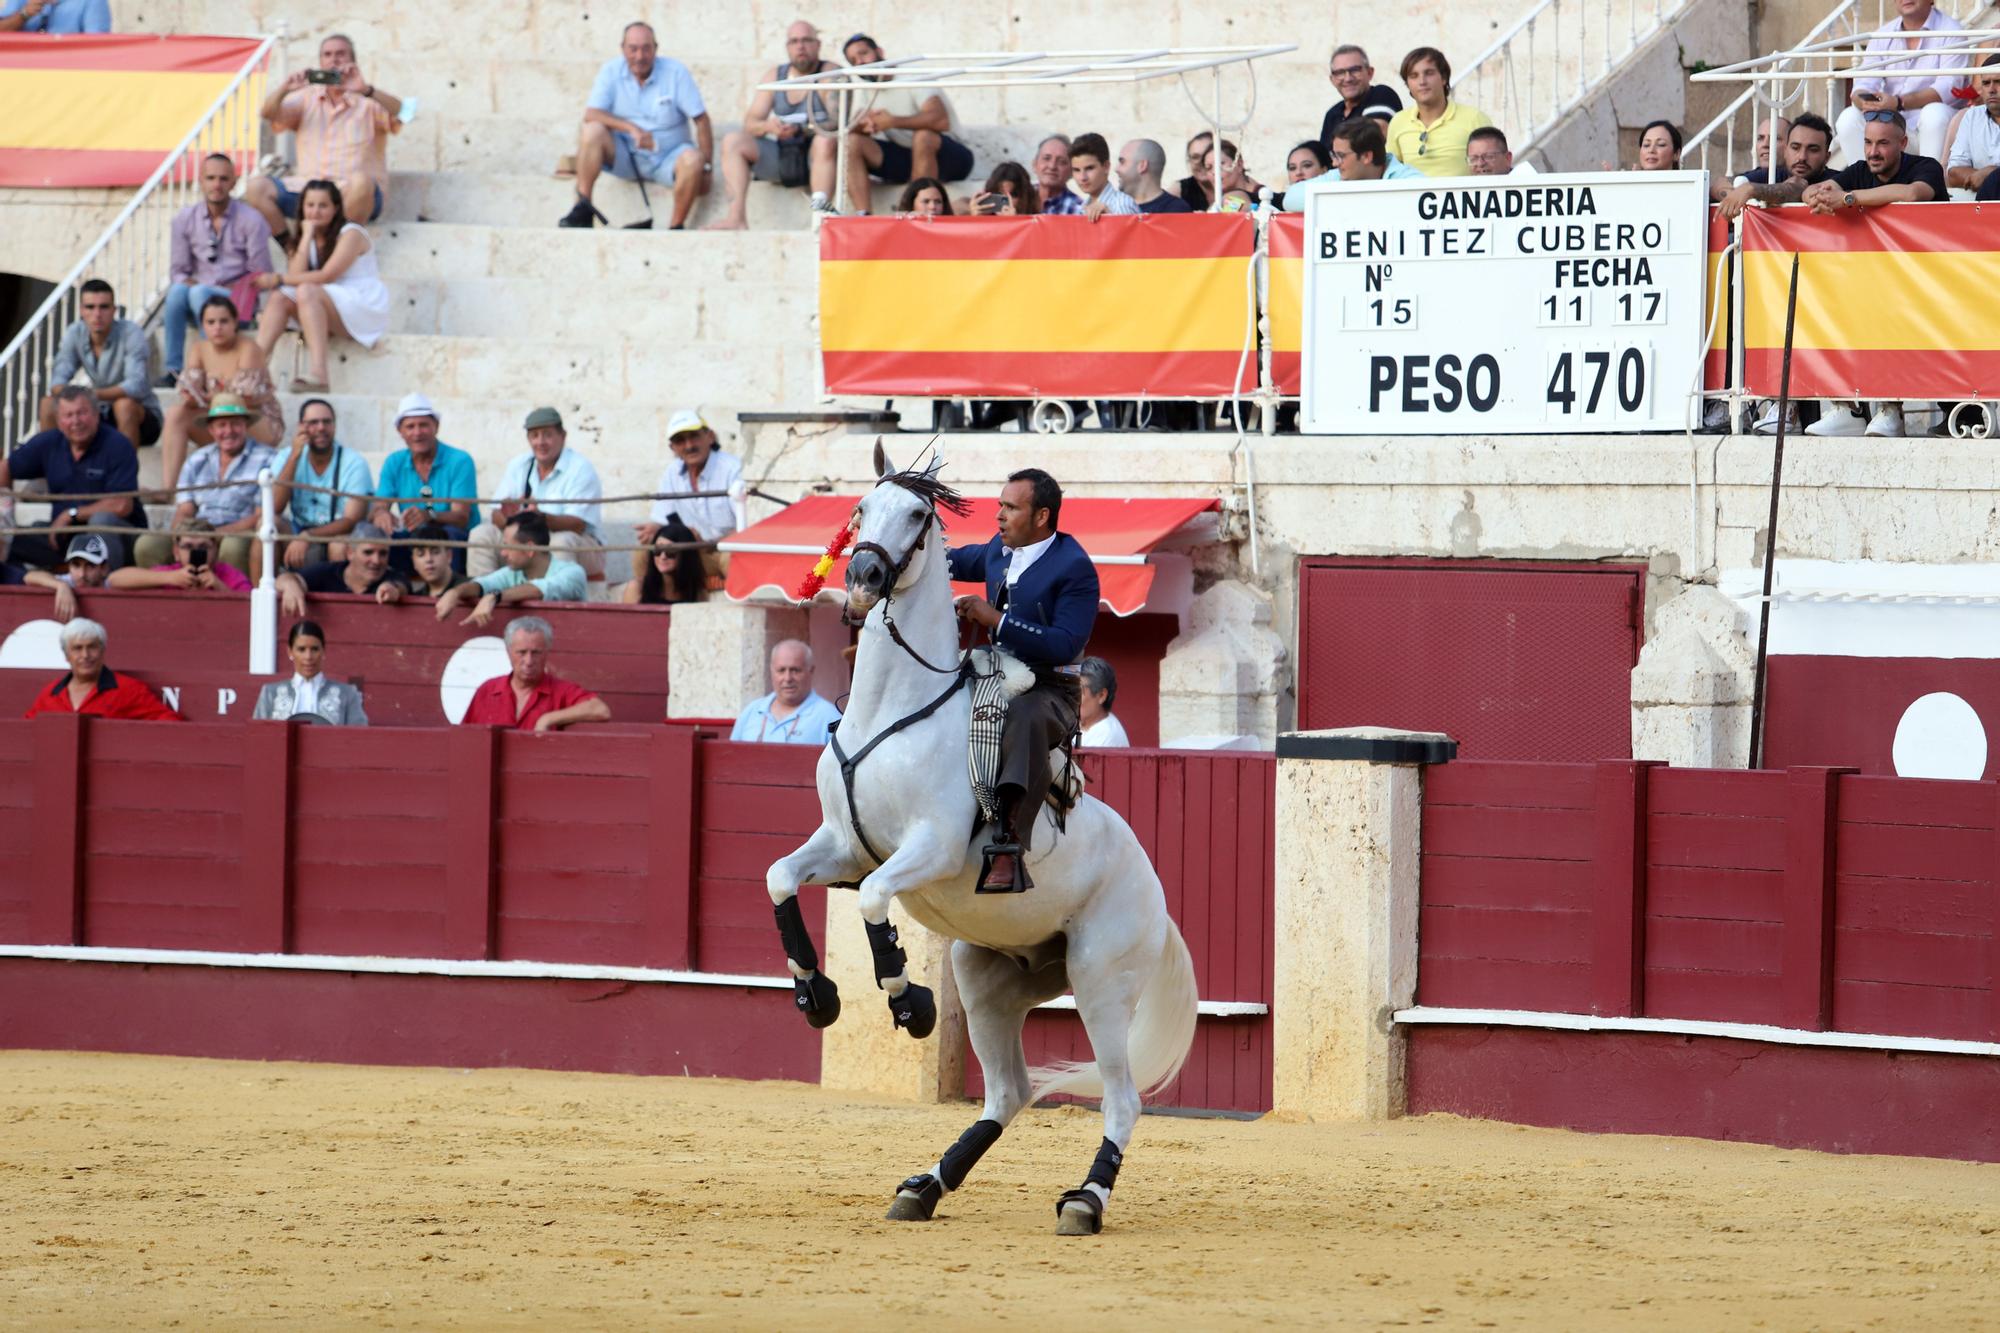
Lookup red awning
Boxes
[720,494,1220,617]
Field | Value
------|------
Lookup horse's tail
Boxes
[1029,920,1199,1103]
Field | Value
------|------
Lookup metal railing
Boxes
[1684,0,2000,182]
[0,35,278,448]
[1459,0,1688,149]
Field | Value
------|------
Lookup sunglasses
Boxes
[1419,129,1430,156]
[1862,110,1901,123]
[652,546,675,559]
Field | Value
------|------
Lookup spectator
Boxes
[562,21,711,230]
[461,617,610,732]
[21,532,113,623]
[1287,118,1424,209]
[1031,135,1072,212]
[404,521,475,599]
[1386,47,1493,177]
[822,34,974,214]
[23,618,181,721]
[1200,139,1265,210]
[1,384,143,570]
[370,393,480,572]
[637,409,740,581]
[252,620,369,725]
[1835,0,1963,167]
[158,295,282,500]
[1718,114,1835,218]
[1319,44,1404,146]
[0,0,107,31]
[1946,54,2000,199]
[136,393,273,570]
[253,179,388,393]
[1708,116,1789,199]
[896,177,954,216]
[1176,130,1215,210]
[731,638,841,743]
[274,521,405,615]
[38,279,162,449]
[1287,140,1332,186]
[1044,133,1138,218]
[622,515,706,604]
[113,517,251,593]
[247,32,402,233]
[436,511,586,627]
[1117,139,1190,213]
[968,161,1041,215]
[707,19,837,230]
[161,153,272,386]
[468,406,605,582]
[1635,120,1683,170]
[1466,125,1515,176]
[269,397,371,570]
[1077,656,1129,747]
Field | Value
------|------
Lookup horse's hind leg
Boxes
[1054,964,1147,1236]
[767,824,863,1030]
[887,942,1061,1222]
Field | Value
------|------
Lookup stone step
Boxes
[383,170,911,231]
[364,217,815,286]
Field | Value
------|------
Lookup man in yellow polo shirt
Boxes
[1385,46,1494,178]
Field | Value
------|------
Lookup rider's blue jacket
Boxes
[947,531,1100,670]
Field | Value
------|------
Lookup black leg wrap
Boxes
[862,918,908,988]
[773,895,820,973]
[888,983,936,1039]
[1085,1137,1124,1193]
[937,1119,1004,1192]
[1054,1188,1104,1234]
[793,971,841,1028]
[886,1173,943,1221]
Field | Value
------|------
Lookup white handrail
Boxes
[0,34,278,450]
[1459,0,1688,150]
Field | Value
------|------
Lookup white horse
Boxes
[764,445,1198,1235]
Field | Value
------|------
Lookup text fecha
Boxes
[1416,186,1598,220]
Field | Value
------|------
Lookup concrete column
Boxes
[1630,585,1755,769]
[666,601,807,721]
[1157,580,1290,748]
[818,897,967,1103]
[1271,727,1454,1122]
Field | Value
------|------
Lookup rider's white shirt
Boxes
[1004,532,1058,586]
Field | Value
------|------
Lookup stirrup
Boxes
[976,840,1032,894]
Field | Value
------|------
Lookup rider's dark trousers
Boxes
[997,675,1080,853]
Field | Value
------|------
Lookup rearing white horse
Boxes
[764,445,1198,1235]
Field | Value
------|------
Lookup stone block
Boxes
[1158,579,1288,747]
[666,600,807,721]
[819,898,967,1103]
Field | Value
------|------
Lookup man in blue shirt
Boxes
[369,392,480,574]
[946,468,1099,892]
[562,21,712,230]
[269,397,373,570]
[1,385,143,570]
[0,0,111,32]
[732,639,842,744]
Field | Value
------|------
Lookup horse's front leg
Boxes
[856,824,963,1039]
[767,822,866,1030]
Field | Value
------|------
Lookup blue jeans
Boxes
[162,282,232,373]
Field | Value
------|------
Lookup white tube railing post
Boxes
[250,467,278,675]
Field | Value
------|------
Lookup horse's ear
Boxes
[873,438,897,479]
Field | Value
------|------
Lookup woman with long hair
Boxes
[254,179,390,392]
[622,515,708,605]
[972,161,1040,215]
[1636,120,1684,170]
[157,294,282,498]
[896,177,953,216]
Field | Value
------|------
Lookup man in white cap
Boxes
[20,532,114,623]
[636,408,740,582]
[369,391,482,574]
[135,392,276,571]
[468,405,606,581]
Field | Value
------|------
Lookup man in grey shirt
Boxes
[40,279,163,446]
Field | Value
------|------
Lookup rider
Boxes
[947,468,1100,893]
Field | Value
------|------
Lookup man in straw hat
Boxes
[134,391,276,572]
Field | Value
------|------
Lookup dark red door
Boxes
[1296,558,1644,761]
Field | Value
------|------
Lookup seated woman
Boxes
[253,619,369,725]
[1635,120,1683,171]
[622,516,706,605]
[967,161,1040,215]
[253,179,389,393]
[896,176,953,217]
[1201,139,1265,210]
[1287,139,1332,186]
[156,295,283,502]
[23,617,181,720]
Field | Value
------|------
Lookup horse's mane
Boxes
[877,453,972,519]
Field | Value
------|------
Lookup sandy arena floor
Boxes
[2,1051,1997,1330]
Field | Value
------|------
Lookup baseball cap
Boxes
[395,391,440,423]
[666,409,709,439]
[65,533,111,565]
[843,31,876,51]
[523,406,564,431]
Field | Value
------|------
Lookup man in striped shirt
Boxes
[247,32,404,235]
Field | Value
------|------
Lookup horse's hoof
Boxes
[1055,1189,1103,1236]
[890,984,936,1039]
[795,973,841,1029]
[886,1174,942,1221]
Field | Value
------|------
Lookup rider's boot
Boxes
[976,786,1033,894]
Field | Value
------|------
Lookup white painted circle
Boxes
[438,636,510,723]
[1891,692,1988,781]
[0,619,69,670]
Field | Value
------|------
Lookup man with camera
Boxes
[248,32,403,236]
[708,20,838,230]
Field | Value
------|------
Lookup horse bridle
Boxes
[847,489,963,676]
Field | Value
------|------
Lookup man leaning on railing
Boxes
[2,384,145,572]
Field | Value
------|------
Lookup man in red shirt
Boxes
[461,616,611,732]
[23,618,182,721]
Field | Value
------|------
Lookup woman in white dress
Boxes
[254,178,390,393]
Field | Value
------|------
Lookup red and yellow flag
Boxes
[0,35,266,187]
[818,213,1256,397]
[1266,212,1305,395]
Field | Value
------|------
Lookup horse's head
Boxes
[845,441,969,614]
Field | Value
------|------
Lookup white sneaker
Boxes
[1865,404,1905,437]
[808,191,830,212]
[1753,403,1799,436]
[1805,405,1866,436]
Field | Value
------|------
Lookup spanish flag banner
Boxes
[0,35,266,188]
[1739,202,2000,400]
[819,213,1256,397]
[1705,207,1730,392]
[1267,211,1305,395]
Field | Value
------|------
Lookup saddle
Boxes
[965,646,1083,829]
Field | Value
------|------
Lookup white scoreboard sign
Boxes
[1299,170,1710,435]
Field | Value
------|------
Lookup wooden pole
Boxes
[1748,251,1801,770]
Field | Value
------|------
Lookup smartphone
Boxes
[305,68,342,85]
[973,193,1005,215]
[185,546,209,570]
